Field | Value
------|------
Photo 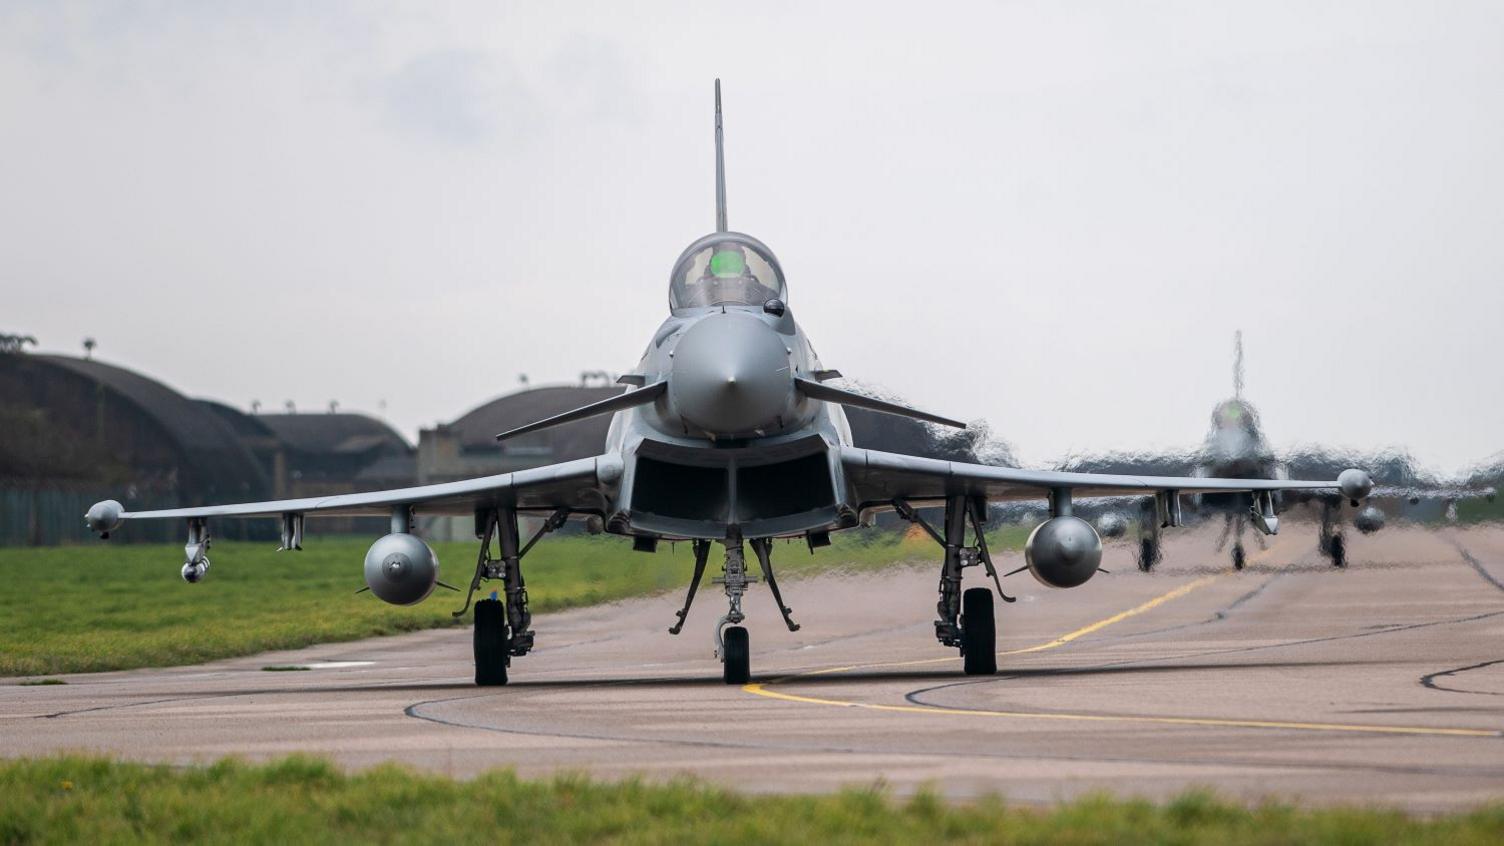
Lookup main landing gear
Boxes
[1318,501,1347,568]
[1136,498,1162,572]
[463,498,1011,685]
[667,533,801,684]
[456,506,568,686]
[895,495,1012,676]
[1137,535,1161,572]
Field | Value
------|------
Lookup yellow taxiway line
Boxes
[741,540,1504,738]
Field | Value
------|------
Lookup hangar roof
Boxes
[446,385,622,460]
[23,355,270,494]
[254,412,410,456]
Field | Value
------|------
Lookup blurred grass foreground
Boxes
[2,755,1502,845]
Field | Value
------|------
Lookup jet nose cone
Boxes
[1209,430,1251,461]
[668,313,792,437]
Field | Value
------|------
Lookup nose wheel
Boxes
[721,625,750,684]
[671,535,781,684]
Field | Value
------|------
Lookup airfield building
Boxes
[0,351,413,545]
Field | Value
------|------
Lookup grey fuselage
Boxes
[1194,398,1285,512]
[593,234,858,542]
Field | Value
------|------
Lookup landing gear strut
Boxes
[457,506,568,686]
[715,537,753,684]
[1319,501,1347,568]
[668,539,712,635]
[750,538,800,632]
[667,533,801,684]
[1216,513,1247,570]
[1137,498,1161,572]
[894,495,1010,676]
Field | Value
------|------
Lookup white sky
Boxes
[3,2,1501,474]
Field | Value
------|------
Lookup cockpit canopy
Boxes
[1211,399,1261,437]
[669,232,786,312]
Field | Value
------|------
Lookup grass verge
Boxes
[1,756,1500,845]
[0,526,1030,677]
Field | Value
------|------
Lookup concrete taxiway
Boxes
[4,523,1503,811]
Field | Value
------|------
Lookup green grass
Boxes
[0,526,1030,677]
[0,756,1500,845]
[1457,494,1504,524]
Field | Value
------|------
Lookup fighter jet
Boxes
[1122,331,1302,570]
[85,82,1374,685]
[1131,332,1492,571]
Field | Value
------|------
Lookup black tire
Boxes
[1329,533,1346,569]
[722,626,750,684]
[474,598,508,686]
[1232,544,1245,571]
[1138,538,1157,572]
[961,587,997,676]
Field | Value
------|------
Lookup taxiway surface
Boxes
[4,524,1503,810]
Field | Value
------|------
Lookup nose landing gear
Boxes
[714,540,754,684]
[667,533,801,684]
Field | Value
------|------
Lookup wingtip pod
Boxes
[1338,468,1373,502]
[85,499,124,537]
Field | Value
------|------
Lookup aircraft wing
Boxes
[841,446,1365,508]
[1369,484,1496,503]
[87,455,617,535]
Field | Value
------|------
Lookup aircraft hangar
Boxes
[0,351,412,545]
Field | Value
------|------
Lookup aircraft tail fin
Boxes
[715,78,727,232]
[495,382,666,442]
[795,377,966,429]
[1233,329,1244,399]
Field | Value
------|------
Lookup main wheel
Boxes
[1329,533,1347,569]
[1138,537,1158,572]
[961,587,997,676]
[722,626,750,684]
[474,598,509,686]
[1232,543,1245,571]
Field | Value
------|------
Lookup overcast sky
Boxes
[3,2,1501,474]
